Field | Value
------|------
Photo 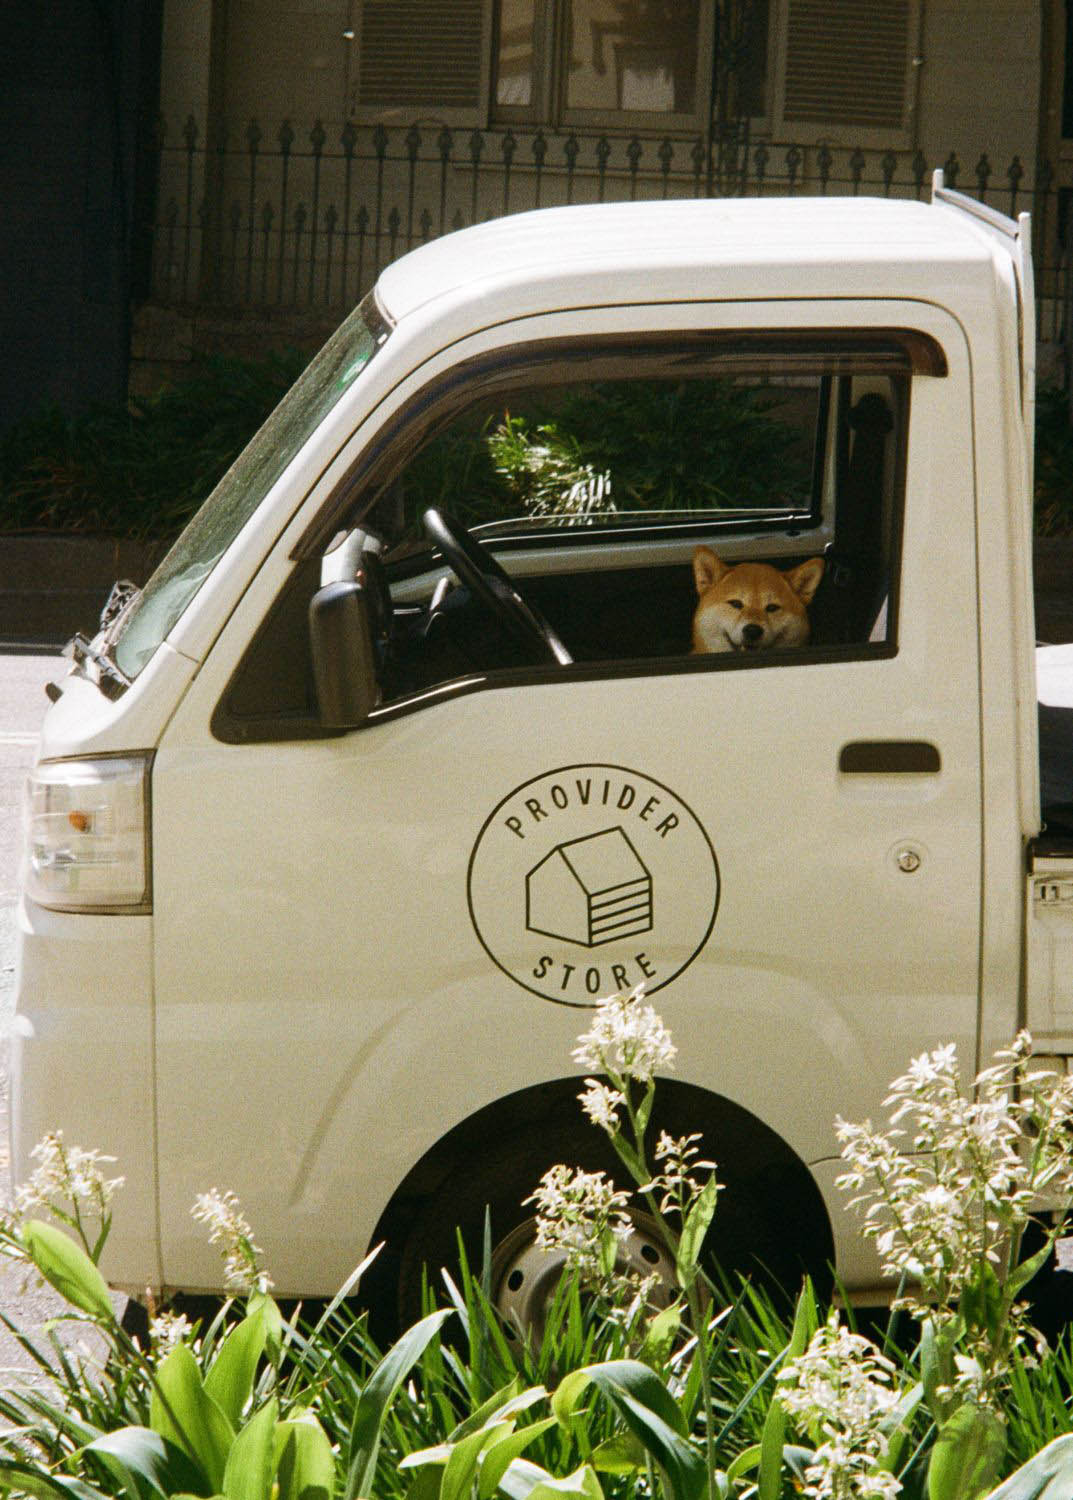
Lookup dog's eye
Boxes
[728,599,744,610]
[765,602,781,614]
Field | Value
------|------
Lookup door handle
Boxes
[839,741,941,774]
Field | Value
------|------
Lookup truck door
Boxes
[150,300,982,1301]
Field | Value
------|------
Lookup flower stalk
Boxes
[529,985,722,1500]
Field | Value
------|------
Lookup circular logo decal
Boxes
[468,763,720,1007]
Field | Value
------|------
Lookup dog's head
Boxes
[691,547,825,654]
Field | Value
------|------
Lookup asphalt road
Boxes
[0,649,127,1381]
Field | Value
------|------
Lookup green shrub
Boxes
[0,351,308,540]
[8,361,1073,547]
[1035,385,1073,537]
[7,1011,1073,1500]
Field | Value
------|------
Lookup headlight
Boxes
[22,755,152,913]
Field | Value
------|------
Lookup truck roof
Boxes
[375,193,1025,326]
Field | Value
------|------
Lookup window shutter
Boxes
[358,0,485,110]
[773,0,917,143]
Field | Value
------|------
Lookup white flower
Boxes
[572,985,677,1085]
[778,1313,902,1500]
[834,1031,1073,1408]
[191,1189,272,1293]
[579,1079,626,1132]
[639,1131,720,1220]
[14,1132,124,1221]
[525,1164,632,1286]
[149,1310,194,1354]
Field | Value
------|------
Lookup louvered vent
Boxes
[783,0,910,128]
[358,0,484,108]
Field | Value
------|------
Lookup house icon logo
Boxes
[526,827,653,948]
[468,764,719,1007]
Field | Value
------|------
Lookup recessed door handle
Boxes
[839,741,941,774]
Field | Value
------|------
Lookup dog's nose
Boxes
[741,623,764,645]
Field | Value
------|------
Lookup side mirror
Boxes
[309,581,381,728]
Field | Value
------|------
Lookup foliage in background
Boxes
[6,354,1073,543]
[489,381,814,515]
[398,380,814,540]
[1,371,812,544]
[1035,384,1073,536]
[0,352,308,540]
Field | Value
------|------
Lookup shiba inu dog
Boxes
[692,546,825,654]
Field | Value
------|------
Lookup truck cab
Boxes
[15,174,1043,1323]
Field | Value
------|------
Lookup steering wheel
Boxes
[422,508,573,666]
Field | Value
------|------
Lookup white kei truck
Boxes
[13,170,1066,1331]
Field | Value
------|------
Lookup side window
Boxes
[380,373,818,537]
[214,333,923,742]
[345,347,908,705]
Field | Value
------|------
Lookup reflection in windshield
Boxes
[112,292,390,679]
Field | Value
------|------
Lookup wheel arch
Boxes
[359,1074,834,1330]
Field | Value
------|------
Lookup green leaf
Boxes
[275,1415,336,1500]
[479,1420,559,1498]
[555,1358,700,1500]
[608,1132,646,1185]
[22,1220,114,1322]
[84,1426,210,1499]
[1006,1241,1056,1302]
[590,1434,645,1478]
[246,1291,284,1362]
[498,1460,603,1500]
[150,1342,236,1493]
[344,1307,453,1500]
[399,1447,454,1472]
[442,1425,510,1500]
[986,1433,1073,1499]
[788,1280,818,1359]
[205,1307,268,1426]
[553,1360,685,1437]
[634,1083,656,1139]
[920,1316,946,1423]
[878,1382,924,1474]
[757,1382,787,1500]
[960,1262,1004,1341]
[639,1301,682,1367]
[675,1176,718,1286]
[0,1460,111,1500]
[726,1446,760,1483]
[406,1468,444,1500]
[448,1379,525,1442]
[756,1282,816,1500]
[927,1403,1007,1500]
[222,1399,278,1500]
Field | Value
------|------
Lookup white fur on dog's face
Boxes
[692,547,825,654]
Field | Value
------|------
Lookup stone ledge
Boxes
[0,534,168,646]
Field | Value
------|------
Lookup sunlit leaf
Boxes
[22,1220,114,1322]
[927,1403,1006,1500]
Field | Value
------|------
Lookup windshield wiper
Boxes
[63,633,132,699]
[100,578,142,631]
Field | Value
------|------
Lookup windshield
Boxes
[111,290,391,679]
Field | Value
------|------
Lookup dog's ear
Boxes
[693,546,729,596]
[785,556,825,605]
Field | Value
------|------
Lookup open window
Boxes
[214,329,936,742]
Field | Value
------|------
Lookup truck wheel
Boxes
[489,1207,677,1346]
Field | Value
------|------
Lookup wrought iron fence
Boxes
[146,115,1073,349]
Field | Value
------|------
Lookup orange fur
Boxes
[691,547,825,654]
